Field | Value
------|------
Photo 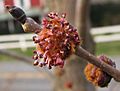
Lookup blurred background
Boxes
[0,0,120,91]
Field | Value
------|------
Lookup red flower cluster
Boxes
[32,12,81,69]
[84,55,116,87]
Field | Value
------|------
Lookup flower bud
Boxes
[6,5,41,32]
[6,5,26,24]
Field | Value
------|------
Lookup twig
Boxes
[75,46,120,82]
[5,5,120,82]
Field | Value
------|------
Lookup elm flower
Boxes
[84,55,116,87]
[32,12,81,69]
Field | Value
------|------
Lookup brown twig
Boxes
[5,5,120,82]
[75,46,120,82]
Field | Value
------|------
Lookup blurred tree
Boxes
[45,0,95,91]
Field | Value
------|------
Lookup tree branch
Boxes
[75,46,120,82]
[5,5,120,82]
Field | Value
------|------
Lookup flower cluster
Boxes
[84,55,116,87]
[32,12,81,69]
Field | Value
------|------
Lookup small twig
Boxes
[75,46,120,82]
